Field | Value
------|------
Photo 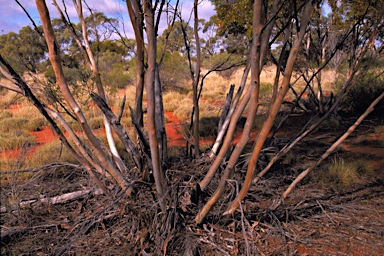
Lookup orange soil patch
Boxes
[30,127,58,144]
[6,103,23,114]
[165,112,185,147]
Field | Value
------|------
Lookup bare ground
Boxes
[1,115,383,255]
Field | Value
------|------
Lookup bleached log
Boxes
[1,186,113,213]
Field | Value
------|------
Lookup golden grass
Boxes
[313,156,374,191]
[29,140,79,167]
[0,132,36,152]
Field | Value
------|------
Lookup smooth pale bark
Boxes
[53,0,126,172]
[276,91,384,207]
[195,0,264,224]
[73,0,126,172]
[218,84,235,131]
[125,0,145,128]
[90,93,141,168]
[192,0,201,158]
[36,0,132,195]
[143,0,167,212]
[208,63,251,159]
[224,1,314,215]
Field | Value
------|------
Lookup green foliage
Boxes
[340,70,384,113]
[210,0,253,37]
[0,26,47,73]
[159,21,194,54]
[158,48,190,90]
[203,52,245,79]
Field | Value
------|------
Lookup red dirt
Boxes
[6,103,23,114]
[164,112,185,147]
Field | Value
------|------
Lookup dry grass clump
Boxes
[0,117,29,133]
[173,98,193,121]
[0,131,36,152]
[374,125,384,133]
[0,89,22,108]
[29,141,79,167]
[0,111,13,119]
[163,90,186,112]
[314,157,374,190]
[0,158,18,172]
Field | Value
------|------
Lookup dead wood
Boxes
[218,84,235,132]
[90,92,141,169]
[0,186,113,213]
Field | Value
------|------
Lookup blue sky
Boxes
[0,0,216,37]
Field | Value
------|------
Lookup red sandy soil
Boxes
[6,103,24,114]
[2,102,383,167]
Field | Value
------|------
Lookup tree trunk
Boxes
[224,1,314,215]
[143,0,167,212]
[36,0,132,196]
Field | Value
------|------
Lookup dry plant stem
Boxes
[225,1,314,215]
[154,64,167,162]
[192,0,201,158]
[72,0,126,172]
[44,107,109,178]
[91,93,141,169]
[199,75,252,190]
[36,0,132,196]
[252,68,360,185]
[125,0,145,128]
[0,82,22,93]
[0,55,109,195]
[143,0,167,212]
[218,84,235,131]
[209,63,251,158]
[0,186,113,213]
[280,91,384,203]
[53,0,125,172]
[195,0,263,224]
[208,0,280,159]
[252,30,380,185]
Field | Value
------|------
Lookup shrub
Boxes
[158,48,190,90]
[24,117,48,131]
[339,70,384,114]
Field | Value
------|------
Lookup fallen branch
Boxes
[270,91,384,210]
[0,186,114,213]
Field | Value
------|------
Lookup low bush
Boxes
[339,70,384,114]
